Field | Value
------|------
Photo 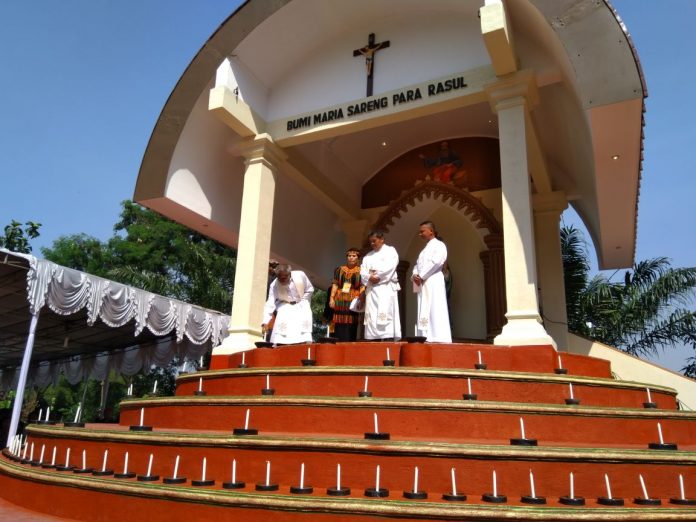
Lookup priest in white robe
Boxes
[262,265,314,344]
[361,230,401,340]
[412,221,452,342]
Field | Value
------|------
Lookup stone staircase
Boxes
[2,342,696,521]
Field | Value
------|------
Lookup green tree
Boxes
[561,225,696,374]
[0,220,41,253]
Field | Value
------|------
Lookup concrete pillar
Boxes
[216,134,287,355]
[533,191,570,350]
[485,72,556,348]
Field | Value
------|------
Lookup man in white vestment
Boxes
[360,230,401,340]
[412,221,452,342]
[262,264,314,344]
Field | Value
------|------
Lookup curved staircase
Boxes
[2,342,695,521]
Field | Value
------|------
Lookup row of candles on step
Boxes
[5,438,694,505]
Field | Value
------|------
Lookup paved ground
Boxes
[0,496,77,521]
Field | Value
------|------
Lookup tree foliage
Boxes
[561,225,696,375]
[0,220,41,253]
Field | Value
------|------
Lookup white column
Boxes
[215,134,287,355]
[6,311,40,447]
[533,191,569,350]
[486,72,555,347]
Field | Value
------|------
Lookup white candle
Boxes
[376,465,381,491]
[265,460,271,486]
[200,356,204,367]
[232,459,237,483]
[139,408,144,426]
[22,443,28,460]
[241,352,246,365]
[386,347,391,361]
[82,449,86,470]
[198,377,203,392]
[373,412,379,433]
[65,448,71,467]
[467,378,472,395]
[604,473,612,498]
[123,452,129,473]
[46,407,50,420]
[569,472,575,499]
[153,380,158,394]
[519,417,526,439]
[364,376,369,392]
[102,450,109,472]
[38,408,43,422]
[336,463,341,490]
[478,351,482,365]
[39,445,45,464]
[326,324,330,337]
[414,324,417,336]
[300,462,305,489]
[646,387,653,403]
[202,457,207,481]
[639,474,649,499]
[244,409,250,430]
[493,469,498,497]
[307,347,311,360]
[413,466,419,493]
[147,454,154,476]
[529,469,536,498]
[657,422,665,444]
[451,467,457,496]
[128,383,133,396]
[266,374,270,389]
[51,446,56,466]
[569,382,575,399]
[173,455,180,479]
[29,443,34,462]
[74,404,82,423]
[557,355,563,369]
[679,474,686,500]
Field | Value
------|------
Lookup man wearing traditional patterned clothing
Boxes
[262,264,314,345]
[361,230,401,341]
[329,247,365,341]
[412,221,452,342]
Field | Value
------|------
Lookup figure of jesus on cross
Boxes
[353,33,390,97]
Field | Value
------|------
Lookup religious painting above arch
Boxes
[361,137,501,209]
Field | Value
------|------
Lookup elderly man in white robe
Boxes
[262,264,314,344]
[360,230,401,340]
[412,221,452,342]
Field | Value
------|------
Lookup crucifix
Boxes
[353,33,390,97]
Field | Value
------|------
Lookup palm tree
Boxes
[561,226,696,374]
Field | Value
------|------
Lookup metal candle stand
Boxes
[474,363,487,370]
[482,493,507,503]
[358,390,373,397]
[290,485,313,494]
[382,359,395,367]
[403,490,427,500]
[554,368,568,375]
[510,438,538,446]
[255,483,279,491]
[301,359,317,366]
[462,393,477,401]
[261,388,275,396]
[114,471,136,479]
[634,497,661,505]
[565,398,581,405]
[129,425,153,432]
[327,486,351,496]
[364,487,389,498]
[364,432,390,440]
[597,496,624,506]
[63,421,85,428]
[192,478,215,487]
[643,401,657,409]
[521,495,546,504]
[93,469,114,477]
[223,480,245,489]
[137,473,160,482]
[442,492,467,502]
[73,467,93,475]
[648,442,678,450]
[233,428,258,436]
[559,496,585,506]
[670,497,696,505]
[194,390,207,396]
[163,476,187,484]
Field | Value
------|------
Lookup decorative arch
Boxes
[370,179,506,339]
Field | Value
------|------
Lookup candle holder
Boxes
[223,480,246,489]
[261,388,275,396]
[114,471,136,479]
[521,495,546,504]
[93,468,114,477]
[364,487,389,497]
[403,490,428,499]
[643,401,658,409]
[255,482,279,491]
[137,473,160,482]
[634,497,661,505]
[442,492,467,501]
[255,342,274,348]
[55,464,74,472]
[233,428,258,436]
[40,462,55,469]
[301,359,317,366]
[290,485,313,494]
[358,390,373,397]
[597,496,624,506]
[474,363,487,370]
[129,425,153,432]
[327,486,351,496]
[462,393,477,401]
[481,493,507,503]
[194,390,207,396]
[554,368,568,375]
[192,478,215,487]
[238,362,248,368]
[63,421,85,428]
[73,466,94,474]
[510,437,537,446]
[318,336,337,344]
[30,460,41,467]
[670,497,696,505]
[364,431,390,440]
[565,398,581,405]
[382,359,395,367]
[36,420,57,426]
[648,442,678,450]
[163,476,187,484]
[559,496,585,506]
[405,336,427,343]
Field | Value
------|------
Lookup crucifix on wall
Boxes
[353,33,390,97]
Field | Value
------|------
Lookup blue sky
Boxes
[1,1,694,370]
